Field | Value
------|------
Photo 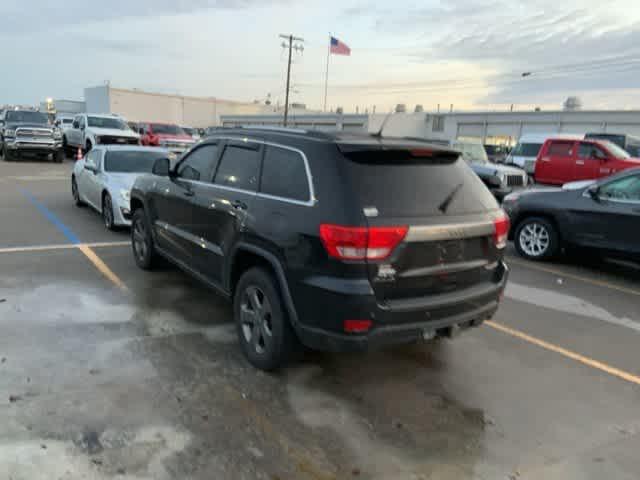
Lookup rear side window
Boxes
[214,145,261,191]
[547,141,574,157]
[340,150,497,217]
[260,146,310,202]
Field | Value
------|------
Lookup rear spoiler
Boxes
[336,137,460,159]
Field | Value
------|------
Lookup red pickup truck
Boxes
[534,138,640,185]
[138,122,195,155]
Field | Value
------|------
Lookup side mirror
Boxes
[587,184,600,200]
[85,163,95,173]
[152,157,171,176]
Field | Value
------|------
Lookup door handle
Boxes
[182,189,194,197]
[232,200,247,210]
[576,160,585,165]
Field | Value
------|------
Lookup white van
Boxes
[507,133,583,174]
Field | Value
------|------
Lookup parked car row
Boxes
[503,168,640,263]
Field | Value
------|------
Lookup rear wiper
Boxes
[438,182,463,213]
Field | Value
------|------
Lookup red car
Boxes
[535,137,640,185]
[138,122,195,155]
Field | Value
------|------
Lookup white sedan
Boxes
[71,145,169,230]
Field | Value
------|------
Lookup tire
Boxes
[234,267,296,371]
[2,144,14,162]
[55,150,64,163]
[102,193,116,231]
[131,208,158,270]
[514,217,559,261]
[71,177,85,207]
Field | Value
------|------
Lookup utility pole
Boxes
[279,34,304,127]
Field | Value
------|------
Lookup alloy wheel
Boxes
[103,196,114,229]
[519,222,550,257]
[240,286,273,355]
[132,216,148,261]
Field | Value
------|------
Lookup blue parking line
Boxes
[18,187,82,245]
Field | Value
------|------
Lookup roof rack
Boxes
[237,125,309,134]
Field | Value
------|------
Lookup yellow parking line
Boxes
[486,320,640,386]
[507,257,640,297]
[77,244,129,292]
[0,241,130,254]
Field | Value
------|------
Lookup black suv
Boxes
[130,128,510,370]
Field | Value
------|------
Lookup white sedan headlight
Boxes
[119,189,131,203]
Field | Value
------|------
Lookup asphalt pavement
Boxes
[1,159,639,480]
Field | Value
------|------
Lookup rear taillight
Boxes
[493,212,510,249]
[319,224,408,260]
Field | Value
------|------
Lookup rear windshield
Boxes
[104,151,166,173]
[512,142,542,157]
[341,150,498,217]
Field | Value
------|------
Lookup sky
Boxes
[2,0,640,112]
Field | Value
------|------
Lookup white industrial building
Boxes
[221,109,640,145]
[84,85,271,128]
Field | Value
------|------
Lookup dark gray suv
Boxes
[130,128,510,370]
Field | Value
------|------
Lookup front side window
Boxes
[214,144,261,191]
[260,146,310,201]
[85,150,100,169]
[599,174,640,202]
[177,144,219,181]
[578,143,606,159]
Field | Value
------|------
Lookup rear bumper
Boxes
[293,261,509,352]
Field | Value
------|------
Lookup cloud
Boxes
[0,0,288,33]
[339,0,640,106]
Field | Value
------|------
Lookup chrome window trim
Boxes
[184,136,317,207]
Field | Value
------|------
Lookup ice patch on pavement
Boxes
[287,366,420,479]
[0,425,190,480]
[0,283,134,325]
[506,282,640,333]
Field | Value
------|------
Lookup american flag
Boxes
[330,36,351,56]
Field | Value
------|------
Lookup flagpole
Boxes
[323,34,331,112]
